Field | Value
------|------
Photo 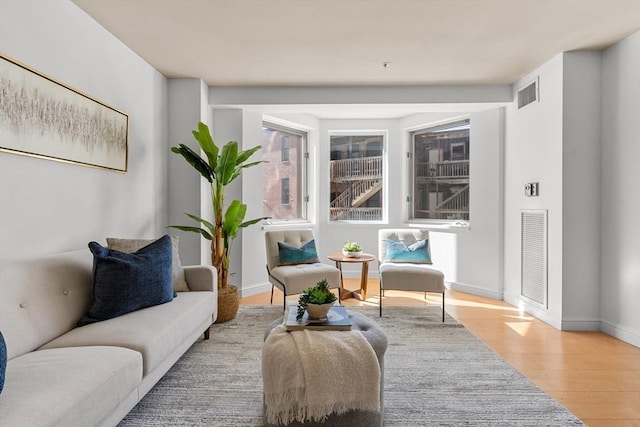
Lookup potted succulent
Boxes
[342,241,363,258]
[296,279,338,320]
[170,122,266,323]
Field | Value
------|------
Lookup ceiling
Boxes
[72,0,640,87]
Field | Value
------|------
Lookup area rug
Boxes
[119,305,584,426]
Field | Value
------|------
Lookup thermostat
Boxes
[525,182,539,197]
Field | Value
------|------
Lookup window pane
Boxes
[262,124,306,220]
[412,121,470,221]
[281,136,290,162]
[281,178,290,205]
[329,134,384,221]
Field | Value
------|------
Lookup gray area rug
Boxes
[119,305,584,426]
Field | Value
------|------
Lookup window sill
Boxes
[405,222,470,232]
[261,220,314,230]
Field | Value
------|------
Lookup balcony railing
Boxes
[416,160,469,179]
[330,207,382,221]
[330,179,381,209]
[414,185,469,220]
[330,156,382,181]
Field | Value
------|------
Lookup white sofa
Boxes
[0,248,217,427]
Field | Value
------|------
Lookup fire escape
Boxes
[329,156,382,221]
[414,160,470,220]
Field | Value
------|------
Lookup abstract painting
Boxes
[0,53,128,172]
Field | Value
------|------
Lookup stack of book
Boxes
[285,305,352,331]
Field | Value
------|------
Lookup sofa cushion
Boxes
[0,330,6,394]
[41,291,214,376]
[0,346,142,427]
[384,239,432,264]
[107,235,189,292]
[277,239,320,266]
[78,235,174,326]
[0,250,93,360]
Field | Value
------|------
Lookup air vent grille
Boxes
[517,79,538,109]
[521,210,547,307]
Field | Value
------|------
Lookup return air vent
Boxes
[517,78,538,109]
[521,209,547,307]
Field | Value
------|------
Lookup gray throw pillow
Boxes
[107,235,189,292]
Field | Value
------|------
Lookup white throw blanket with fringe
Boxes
[262,324,381,425]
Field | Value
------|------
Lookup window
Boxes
[281,136,290,162]
[329,133,384,221]
[262,123,307,221]
[281,178,290,205]
[411,119,470,221]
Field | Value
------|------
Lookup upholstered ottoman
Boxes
[263,310,387,427]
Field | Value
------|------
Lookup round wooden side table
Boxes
[327,252,376,301]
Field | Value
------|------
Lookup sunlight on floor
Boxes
[505,321,533,336]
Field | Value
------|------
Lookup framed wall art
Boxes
[0,53,129,172]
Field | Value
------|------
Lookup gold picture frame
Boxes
[0,53,129,172]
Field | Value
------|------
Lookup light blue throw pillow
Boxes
[78,234,174,327]
[385,239,432,264]
[278,239,320,266]
[0,330,6,394]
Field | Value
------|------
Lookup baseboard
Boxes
[448,281,503,300]
[600,320,640,347]
[503,291,562,330]
[560,320,601,331]
[240,281,272,298]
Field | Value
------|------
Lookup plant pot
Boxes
[306,302,334,320]
[215,284,239,323]
[342,250,363,258]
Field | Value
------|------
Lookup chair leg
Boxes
[270,284,274,304]
[379,281,383,317]
[442,292,445,322]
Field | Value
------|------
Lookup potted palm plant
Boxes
[170,122,266,323]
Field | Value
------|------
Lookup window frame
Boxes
[328,130,387,224]
[409,118,470,225]
[261,121,309,223]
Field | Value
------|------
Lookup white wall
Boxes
[561,52,602,329]
[455,108,505,298]
[504,49,630,339]
[504,54,565,328]
[167,79,209,265]
[0,0,168,260]
[600,32,640,346]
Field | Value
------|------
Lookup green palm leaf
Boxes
[167,225,212,240]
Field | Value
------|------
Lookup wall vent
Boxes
[517,78,538,109]
[521,209,547,307]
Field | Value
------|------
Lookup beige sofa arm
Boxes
[183,265,218,292]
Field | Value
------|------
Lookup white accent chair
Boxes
[378,229,445,320]
[265,229,341,309]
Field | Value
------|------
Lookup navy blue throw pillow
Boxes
[78,234,174,326]
[0,330,7,394]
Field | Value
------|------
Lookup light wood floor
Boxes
[241,278,640,427]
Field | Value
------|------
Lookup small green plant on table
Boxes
[296,279,337,320]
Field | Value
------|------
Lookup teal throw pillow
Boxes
[385,239,432,264]
[0,330,6,394]
[278,239,320,266]
[78,234,174,327]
